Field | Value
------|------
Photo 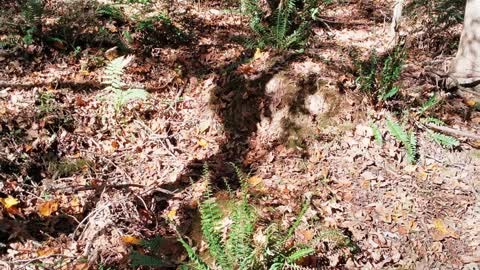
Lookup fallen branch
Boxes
[425,123,480,141]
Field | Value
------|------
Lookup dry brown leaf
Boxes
[38,200,59,217]
[121,235,141,245]
[247,175,262,187]
[37,247,60,257]
[111,140,120,151]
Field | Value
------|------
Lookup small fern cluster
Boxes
[103,55,149,112]
[21,0,44,45]
[178,164,314,270]
[241,0,318,50]
[378,95,459,164]
[357,46,406,102]
[386,117,417,164]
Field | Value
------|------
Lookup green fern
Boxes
[242,0,318,49]
[286,247,315,263]
[104,55,149,112]
[378,46,405,101]
[21,0,44,44]
[427,131,459,148]
[386,117,417,163]
[370,122,383,146]
[421,116,445,126]
[226,165,256,269]
[418,95,439,116]
[130,251,169,268]
[176,164,314,270]
[178,236,210,270]
[198,164,231,269]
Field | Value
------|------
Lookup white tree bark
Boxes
[390,0,404,45]
[449,0,480,88]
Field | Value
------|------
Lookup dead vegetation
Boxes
[0,0,479,269]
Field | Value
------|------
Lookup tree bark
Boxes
[449,0,480,90]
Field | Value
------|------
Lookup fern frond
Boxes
[276,199,309,249]
[427,130,459,148]
[130,251,168,268]
[286,247,314,263]
[199,164,231,269]
[370,122,383,146]
[421,116,445,126]
[418,95,439,115]
[283,263,315,270]
[177,237,210,270]
[386,117,417,163]
[104,55,134,90]
[227,164,256,269]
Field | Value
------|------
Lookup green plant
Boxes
[21,0,44,44]
[357,46,406,102]
[416,96,459,148]
[135,14,189,46]
[179,164,314,270]
[242,0,318,49]
[370,122,383,146]
[129,236,172,268]
[37,91,56,114]
[386,117,417,164]
[426,130,459,148]
[405,0,465,28]
[103,55,149,112]
[96,4,125,22]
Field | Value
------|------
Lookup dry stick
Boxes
[425,123,480,141]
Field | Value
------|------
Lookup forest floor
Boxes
[0,0,479,269]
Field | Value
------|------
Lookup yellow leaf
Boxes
[167,208,177,220]
[465,99,477,107]
[121,235,141,245]
[197,139,208,148]
[38,200,59,217]
[253,48,264,60]
[433,218,449,235]
[0,195,19,209]
[37,247,58,257]
[247,175,262,187]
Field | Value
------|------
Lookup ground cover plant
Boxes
[0,0,479,269]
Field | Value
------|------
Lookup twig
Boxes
[425,123,480,141]
[9,254,74,269]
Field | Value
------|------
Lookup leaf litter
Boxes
[0,0,479,269]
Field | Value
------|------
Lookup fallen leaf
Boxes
[121,235,141,245]
[111,140,120,151]
[6,206,22,216]
[253,48,264,60]
[167,208,177,220]
[37,247,59,257]
[75,96,87,107]
[70,196,81,213]
[298,229,314,241]
[73,262,90,270]
[105,46,119,60]
[38,200,59,217]
[247,175,262,187]
[198,121,210,133]
[197,139,208,148]
[465,99,477,107]
[431,218,458,240]
[0,195,19,209]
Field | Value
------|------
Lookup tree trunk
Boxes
[449,0,480,89]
